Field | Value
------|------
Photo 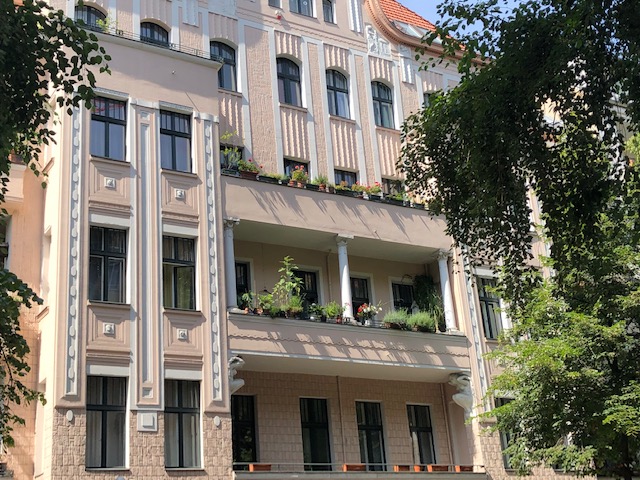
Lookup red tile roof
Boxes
[377,0,437,32]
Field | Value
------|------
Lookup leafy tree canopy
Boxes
[399,0,640,477]
[0,0,108,445]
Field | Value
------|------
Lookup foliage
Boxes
[308,303,325,317]
[271,256,303,313]
[414,275,445,331]
[291,165,308,183]
[236,158,261,173]
[382,308,409,326]
[324,301,344,319]
[400,0,640,477]
[356,302,381,320]
[311,175,328,186]
[239,291,255,310]
[627,133,640,160]
[287,295,304,316]
[0,0,109,446]
[406,311,436,333]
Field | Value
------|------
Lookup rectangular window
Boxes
[162,236,196,310]
[89,226,126,303]
[381,178,402,196]
[334,169,357,187]
[495,398,513,469]
[290,0,312,16]
[0,220,8,270]
[90,97,126,161]
[284,158,307,178]
[231,395,257,469]
[165,380,201,468]
[478,277,502,339]
[322,0,334,22]
[236,262,250,308]
[221,145,244,169]
[392,283,414,311]
[351,277,370,318]
[86,376,127,468]
[407,405,436,466]
[268,0,281,6]
[300,398,331,471]
[356,401,386,471]
[160,110,192,172]
[296,270,319,318]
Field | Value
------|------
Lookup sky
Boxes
[399,0,441,24]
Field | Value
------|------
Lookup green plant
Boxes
[311,174,329,186]
[387,192,405,201]
[237,158,261,173]
[258,293,273,313]
[382,308,410,326]
[325,301,345,319]
[287,295,304,316]
[406,311,436,333]
[271,256,304,312]
[239,291,255,310]
[414,275,445,331]
[309,303,325,317]
[335,181,351,191]
[291,165,308,183]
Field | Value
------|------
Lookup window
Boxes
[162,236,196,310]
[478,277,502,339]
[284,158,307,177]
[211,42,237,91]
[407,405,436,466]
[165,380,201,468]
[290,0,312,16]
[300,398,331,471]
[0,220,8,269]
[495,398,513,469]
[75,5,106,30]
[89,227,126,303]
[277,58,302,107]
[221,145,243,169]
[351,277,370,319]
[392,283,414,311]
[86,376,127,468]
[372,81,394,129]
[295,270,319,317]
[160,110,192,172]
[269,0,281,6]
[423,91,439,108]
[334,169,357,187]
[322,0,334,22]
[231,395,257,469]
[90,97,126,161]
[382,178,402,196]
[326,70,349,118]
[236,262,251,308]
[356,401,386,471]
[140,22,169,47]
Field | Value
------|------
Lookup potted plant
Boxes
[311,174,329,192]
[237,158,261,180]
[287,295,304,318]
[325,301,344,323]
[257,171,281,184]
[368,182,383,200]
[239,291,256,313]
[414,275,445,332]
[271,256,304,316]
[356,302,382,326]
[291,165,309,187]
[406,310,436,333]
[335,181,357,197]
[309,303,326,322]
[382,308,409,330]
[385,191,405,206]
[257,292,273,315]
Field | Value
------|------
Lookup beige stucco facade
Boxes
[1,0,578,479]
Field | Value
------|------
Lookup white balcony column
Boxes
[336,234,354,320]
[223,218,240,311]
[438,250,457,332]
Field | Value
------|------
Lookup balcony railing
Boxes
[220,169,429,211]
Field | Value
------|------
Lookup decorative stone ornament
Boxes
[366,25,391,58]
[229,355,246,394]
[449,372,473,413]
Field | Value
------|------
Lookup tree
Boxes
[0,0,108,445]
[399,0,640,477]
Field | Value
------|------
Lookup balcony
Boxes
[228,312,470,383]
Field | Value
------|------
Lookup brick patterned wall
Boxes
[237,371,454,470]
[48,408,232,480]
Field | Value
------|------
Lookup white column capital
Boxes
[437,249,452,261]
[223,217,240,230]
[336,233,354,248]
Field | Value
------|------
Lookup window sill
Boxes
[85,467,130,472]
[375,125,400,134]
[161,168,198,178]
[163,307,202,315]
[90,155,128,164]
[87,301,131,309]
[166,467,205,472]
[289,11,318,21]
[279,103,308,114]
[329,114,356,124]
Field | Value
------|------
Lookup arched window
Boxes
[277,58,302,107]
[140,22,169,47]
[74,5,106,30]
[322,0,334,23]
[210,42,237,92]
[372,81,394,129]
[326,70,349,118]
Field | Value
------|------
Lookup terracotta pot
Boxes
[394,465,411,472]
[342,464,366,472]
[455,465,474,472]
[249,464,272,472]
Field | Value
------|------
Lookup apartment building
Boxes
[0,0,577,479]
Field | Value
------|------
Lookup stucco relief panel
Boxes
[140,0,172,25]
[160,171,200,220]
[88,158,131,207]
[324,45,350,72]
[163,310,205,366]
[369,56,394,83]
[274,30,302,58]
[86,303,132,358]
[422,70,444,92]
[377,128,401,178]
[208,13,238,45]
[219,91,244,141]
[280,105,310,160]
[178,14,203,51]
[330,117,358,170]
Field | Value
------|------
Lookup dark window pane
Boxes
[232,395,257,466]
[108,123,126,161]
[90,120,106,157]
[86,377,127,468]
[161,134,173,170]
[175,136,191,172]
[89,227,126,303]
[107,258,125,302]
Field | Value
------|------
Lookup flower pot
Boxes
[342,464,366,472]
[455,465,474,472]
[306,183,320,191]
[427,464,450,472]
[288,180,295,187]
[385,322,404,330]
[257,175,279,184]
[297,181,306,188]
[319,184,326,192]
[249,464,272,472]
[394,465,411,472]
[239,170,257,180]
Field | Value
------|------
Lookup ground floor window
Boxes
[232,395,257,469]
[356,401,386,471]
[86,376,127,468]
[165,380,201,468]
[300,398,331,470]
[407,404,436,465]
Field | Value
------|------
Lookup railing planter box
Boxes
[394,465,412,472]
[305,183,320,192]
[455,465,474,472]
[384,197,405,206]
[239,170,258,181]
[222,168,240,177]
[335,189,359,197]
[249,464,272,472]
[256,175,279,184]
[342,464,366,472]
[427,464,450,472]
